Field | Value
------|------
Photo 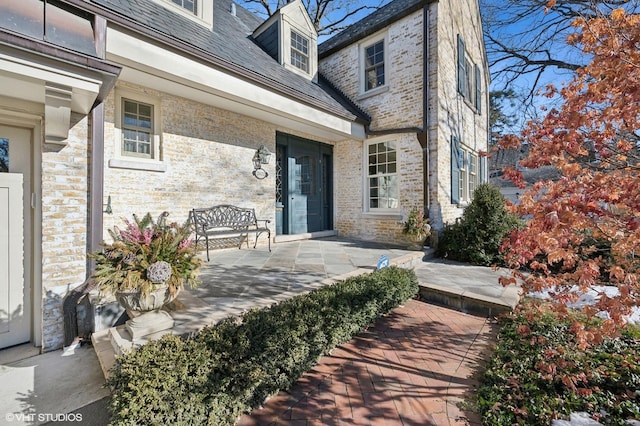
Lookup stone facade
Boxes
[321,0,489,236]
[320,10,426,244]
[102,83,277,232]
[429,0,489,230]
[40,113,92,351]
[1,0,488,352]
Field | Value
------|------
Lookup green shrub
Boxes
[436,183,521,265]
[106,266,418,425]
[477,300,640,425]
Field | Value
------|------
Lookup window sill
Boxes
[362,212,403,221]
[357,85,389,101]
[109,158,167,172]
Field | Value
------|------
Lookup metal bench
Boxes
[191,204,271,261]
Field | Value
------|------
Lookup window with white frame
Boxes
[457,34,482,114]
[451,136,485,204]
[122,99,153,158]
[367,140,398,210]
[171,0,196,14]
[359,34,387,94]
[110,88,164,171]
[290,30,309,73]
[469,151,478,197]
[150,0,213,28]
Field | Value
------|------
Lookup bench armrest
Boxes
[256,219,271,227]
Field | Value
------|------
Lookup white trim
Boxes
[106,28,363,141]
[358,31,389,96]
[148,0,213,29]
[109,86,165,171]
[362,135,400,214]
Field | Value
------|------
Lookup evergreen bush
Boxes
[436,183,521,265]
[477,300,640,425]
[106,266,418,425]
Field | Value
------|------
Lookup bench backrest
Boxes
[191,205,257,232]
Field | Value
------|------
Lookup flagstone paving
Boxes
[238,299,498,426]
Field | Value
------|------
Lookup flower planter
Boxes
[405,234,427,251]
[115,286,179,313]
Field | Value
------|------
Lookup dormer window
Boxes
[252,0,318,82]
[291,31,309,73]
[171,0,196,14]
[150,0,213,28]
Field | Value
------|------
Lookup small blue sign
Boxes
[376,255,390,270]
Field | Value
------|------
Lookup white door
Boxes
[0,125,31,349]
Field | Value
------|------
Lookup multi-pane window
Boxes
[469,152,478,198]
[368,141,398,209]
[364,40,385,91]
[451,136,484,204]
[457,34,482,113]
[291,31,309,73]
[459,153,467,202]
[122,99,153,158]
[171,0,196,14]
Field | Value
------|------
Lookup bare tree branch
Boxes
[236,0,386,35]
[481,0,640,104]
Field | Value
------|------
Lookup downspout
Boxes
[63,15,109,347]
[89,16,108,262]
[419,2,430,216]
[366,1,431,217]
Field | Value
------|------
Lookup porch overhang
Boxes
[106,27,365,142]
[0,32,120,145]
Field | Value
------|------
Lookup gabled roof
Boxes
[318,0,436,58]
[89,0,368,123]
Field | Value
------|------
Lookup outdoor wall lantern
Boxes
[104,194,113,215]
[252,144,271,179]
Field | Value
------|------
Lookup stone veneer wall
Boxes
[334,133,423,245]
[429,0,489,231]
[102,82,277,234]
[320,10,426,245]
[321,0,489,237]
[41,112,91,351]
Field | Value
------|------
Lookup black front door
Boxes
[276,133,332,235]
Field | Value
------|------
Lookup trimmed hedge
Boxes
[106,266,418,425]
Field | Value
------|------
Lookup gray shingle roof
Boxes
[90,0,368,122]
[318,0,433,58]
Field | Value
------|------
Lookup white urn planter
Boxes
[115,286,178,339]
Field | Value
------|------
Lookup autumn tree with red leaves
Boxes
[499,8,640,345]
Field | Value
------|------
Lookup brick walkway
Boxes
[238,299,498,426]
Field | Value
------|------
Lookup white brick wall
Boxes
[41,113,91,351]
[33,0,489,350]
[102,83,277,232]
[320,0,489,237]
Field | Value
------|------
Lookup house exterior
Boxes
[0,0,488,352]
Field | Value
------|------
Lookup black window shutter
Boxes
[475,64,482,113]
[451,136,461,204]
[457,35,466,96]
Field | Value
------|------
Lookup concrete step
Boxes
[414,258,522,317]
[91,329,116,379]
[418,283,520,317]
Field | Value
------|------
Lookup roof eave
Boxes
[318,0,437,59]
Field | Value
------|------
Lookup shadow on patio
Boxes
[168,237,426,334]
